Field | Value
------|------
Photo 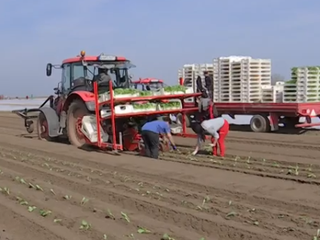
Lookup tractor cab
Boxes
[46,51,135,96]
[132,78,164,91]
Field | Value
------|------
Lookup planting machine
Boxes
[13,51,207,154]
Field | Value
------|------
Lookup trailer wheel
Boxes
[250,115,270,132]
[177,113,190,127]
[67,100,89,147]
[37,112,53,141]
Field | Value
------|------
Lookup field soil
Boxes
[0,112,320,240]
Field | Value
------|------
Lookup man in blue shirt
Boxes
[141,117,176,159]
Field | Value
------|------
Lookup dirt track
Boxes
[0,112,320,240]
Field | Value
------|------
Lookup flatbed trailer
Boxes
[214,102,320,132]
[178,78,320,132]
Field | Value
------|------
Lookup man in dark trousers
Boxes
[204,71,213,100]
[141,117,177,159]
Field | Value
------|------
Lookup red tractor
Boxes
[13,51,135,148]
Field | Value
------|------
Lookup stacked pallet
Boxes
[213,56,272,102]
[178,63,214,90]
[261,82,284,103]
[283,67,320,102]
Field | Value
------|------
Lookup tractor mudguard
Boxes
[39,107,60,137]
[65,91,95,111]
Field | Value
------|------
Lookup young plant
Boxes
[28,206,37,212]
[63,195,72,200]
[81,197,89,205]
[35,185,43,191]
[161,233,175,240]
[39,209,52,217]
[137,226,151,234]
[16,197,28,205]
[121,212,130,222]
[106,209,115,220]
[80,220,91,230]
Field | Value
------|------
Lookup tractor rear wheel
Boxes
[37,112,53,141]
[67,100,89,147]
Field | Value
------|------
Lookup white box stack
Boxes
[261,83,283,103]
[213,56,272,102]
[178,63,214,91]
[283,67,320,102]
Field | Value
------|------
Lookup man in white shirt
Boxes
[192,117,229,157]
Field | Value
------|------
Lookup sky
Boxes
[0,0,320,96]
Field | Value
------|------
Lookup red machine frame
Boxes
[90,80,202,151]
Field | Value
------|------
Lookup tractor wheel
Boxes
[37,112,53,141]
[26,120,34,134]
[67,100,90,147]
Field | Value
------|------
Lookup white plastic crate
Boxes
[81,116,109,143]
[100,105,134,117]
[99,91,139,102]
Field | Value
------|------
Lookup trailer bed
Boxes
[213,102,320,117]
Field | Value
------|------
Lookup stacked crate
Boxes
[283,66,320,102]
[213,56,272,102]
[261,82,284,103]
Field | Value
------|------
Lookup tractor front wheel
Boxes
[67,100,90,147]
[37,112,53,141]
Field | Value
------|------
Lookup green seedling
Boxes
[200,238,205,240]
[201,196,210,207]
[2,187,10,195]
[253,221,259,225]
[50,189,56,195]
[228,200,232,206]
[16,197,29,205]
[39,209,52,217]
[226,211,237,218]
[106,209,115,220]
[313,229,320,240]
[121,212,130,222]
[63,195,72,200]
[20,178,27,184]
[15,176,26,184]
[35,185,43,191]
[53,219,62,223]
[103,234,108,239]
[28,183,36,189]
[28,206,37,212]
[127,233,134,238]
[161,233,175,240]
[308,173,317,178]
[81,197,89,205]
[80,220,91,230]
[137,226,151,234]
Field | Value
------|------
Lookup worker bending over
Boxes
[141,117,176,159]
[192,117,229,157]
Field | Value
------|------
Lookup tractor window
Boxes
[61,64,71,92]
[72,64,85,81]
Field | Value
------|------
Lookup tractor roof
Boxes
[62,51,127,64]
